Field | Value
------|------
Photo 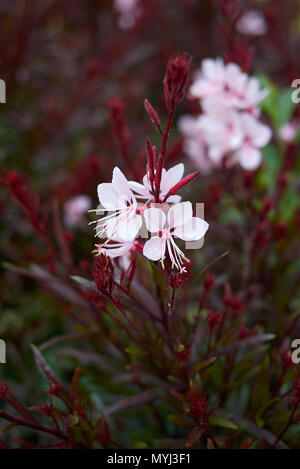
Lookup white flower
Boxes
[129,163,185,204]
[64,195,91,227]
[236,10,267,36]
[143,202,209,269]
[233,114,272,170]
[96,167,142,242]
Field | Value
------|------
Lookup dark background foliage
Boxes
[0,0,300,449]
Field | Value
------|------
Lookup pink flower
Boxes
[198,107,244,163]
[180,58,272,171]
[236,10,268,36]
[64,195,91,227]
[96,167,142,242]
[232,114,272,170]
[190,58,268,113]
[143,202,209,269]
[129,163,185,204]
[114,0,140,29]
[178,116,212,173]
[279,121,299,144]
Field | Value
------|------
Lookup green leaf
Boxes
[209,415,238,430]
[31,344,69,399]
[168,414,192,428]
[70,276,96,291]
[257,144,281,191]
[132,442,148,449]
[276,88,296,128]
[189,357,217,372]
[279,187,300,222]
[257,73,279,121]
[124,347,147,355]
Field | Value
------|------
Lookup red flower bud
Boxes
[163,171,200,201]
[144,99,161,128]
[163,52,192,112]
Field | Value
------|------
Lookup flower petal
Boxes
[144,208,166,233]
[101,242,132,259]
[166,195,182,204]
[167,201,193,229]
[97,183,125,210]
[112,167,132,201]
[129,181,150,198]
[174,217,209,241]
[116,214,142,241]
[237,145,262,170]
[143,236,166,261]
[160,163,184,196]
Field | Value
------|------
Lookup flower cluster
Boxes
[179,58,272,171]
[93,165,209,270]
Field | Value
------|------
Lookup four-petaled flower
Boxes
[143,202,209,269]
[96,167,142,242]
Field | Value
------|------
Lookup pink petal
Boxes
[160,163,184,196]
[174,217,209,241]
[144,208,166,233]
[143,236,166,261]
[116,214,142,241]
[97,183,125,210]
[237,145,261,170]
[167,201,193,229]
[112,167,132,201]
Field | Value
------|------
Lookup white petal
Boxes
[174,217,209,241]
[97,183,125,210]
[166,195,182,204]
[129,181,150,198]
[116,214,142,241]
[160,163,184,196]
[102,243,132,259]
[144,208,166,233]
[143,237,166,261]
[112,167,132,201]
[237,145,262,170]
[167,201,193,229]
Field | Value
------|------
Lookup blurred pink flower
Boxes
[190,58,267,113]
[178,116,212,173]
[114,0,140,29]
[197,107,244,164]
[64,195,91,227]
[279,121,299,143]
[232,114,272,170]
[180,58,271,171]
[236,10,268,36]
